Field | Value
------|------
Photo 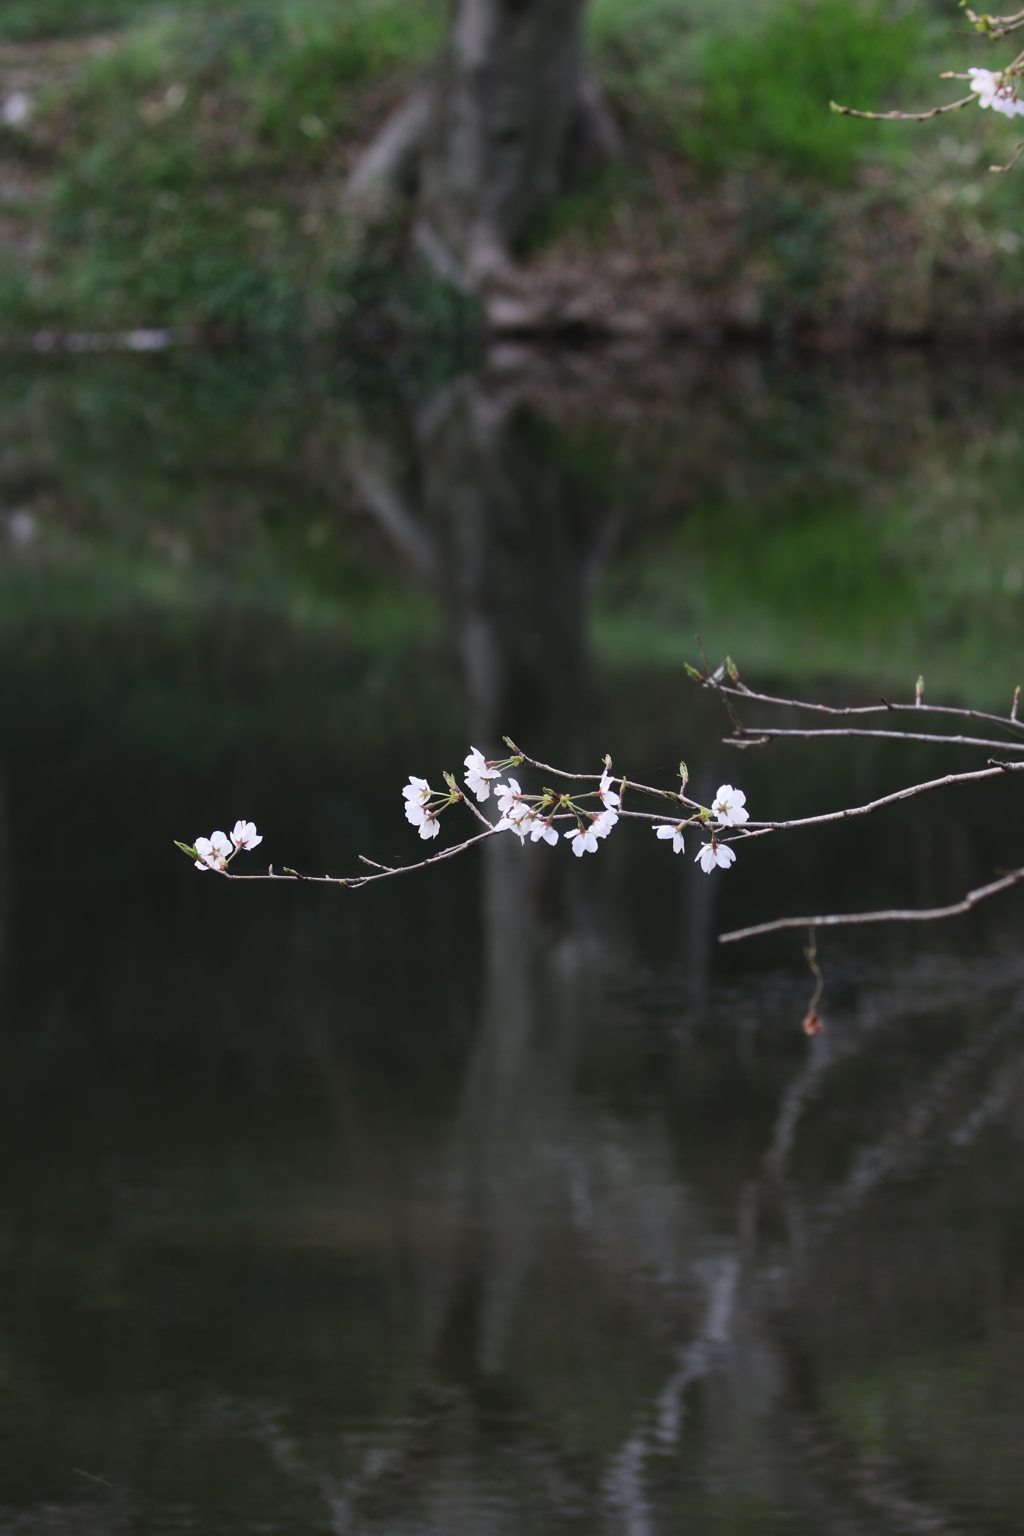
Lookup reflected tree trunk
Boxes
[345,364,609,766]
[417,375,596,758]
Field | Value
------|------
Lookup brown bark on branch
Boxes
[719,868,1024,944]
[727,726,1024,753]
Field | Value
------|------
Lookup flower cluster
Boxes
[179,743,750,887]
[186,820,262,871]
[403,776,445,840]
[397,749,748,875]
[494,768,622,855]
[651,783,747,872]
[969,67,1024,117]
[463,747,501,801]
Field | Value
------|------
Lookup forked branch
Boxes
[181,659,1024,962]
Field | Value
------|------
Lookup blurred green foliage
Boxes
[0,0,185,40]
[9,0,441,331]
[588,0,936,175]
[683,0,929,180]
[0,0,1021,330]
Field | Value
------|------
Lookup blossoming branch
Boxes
[176,648,1024,948]
[177,738,753,892]
[831,5,1024,172]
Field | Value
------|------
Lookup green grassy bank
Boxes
[1,0,1023,334]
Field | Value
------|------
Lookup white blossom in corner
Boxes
[195,831,232,870]
[464,747,501,802]
[403,776,432,827]
[969,67,1024,116]
[697,841,736,873]
[565,824,600,856]
[655,822,686,854]
[230,820,262,851]
[712,784,748,826]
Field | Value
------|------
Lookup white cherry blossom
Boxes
[195,830,232,870]
[591,807,618,839]
[529,817,559,846]
[495,779,530,821]
[712,784,748,826]
[418,812,441,840]
[969,66,1024,116]
[495,781,535,839]
[495,778,521,813]
[697,841,736,873]
[403,775,432,827]
[502,804,537,842]
[565,825,599,856]
[655,822,686,854]
[230,820,262,851]
[464,747,501,801]
[598,769,621,809]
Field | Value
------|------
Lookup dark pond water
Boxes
[1,342,1024,1534]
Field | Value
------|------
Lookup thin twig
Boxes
[221,825,501,889]
[830,94,975,121]
[735,761,1024,839]
[718,867,1024,944]
[728,726,1024,753]
[710,683,1024,736]
[506,747,600,784]
[460,793,499,831]
[696,633,744,734]
[991,138,1024,172]
[965,5,1024,37]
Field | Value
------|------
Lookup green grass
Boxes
[685,0,930,180]
[15,0,441,331]
[590,0,933,182]
[1,0,1019,331]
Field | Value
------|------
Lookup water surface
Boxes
[0,343,1023,1534]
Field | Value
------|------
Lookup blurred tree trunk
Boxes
[345,0,619,291]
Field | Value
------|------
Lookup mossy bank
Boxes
[2,0,1024,338]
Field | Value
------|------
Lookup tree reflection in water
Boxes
[202,369,1024,1535]
[217,923,1024,1535]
